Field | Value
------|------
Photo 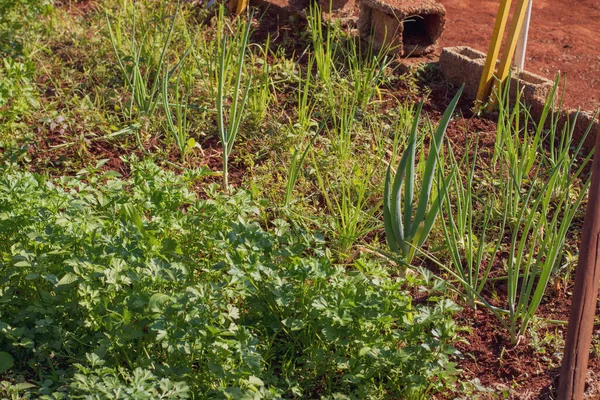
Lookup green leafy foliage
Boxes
[0,58,39,133]
[0,351,14,373]
[0,160,461,398]
[0,0,53,55]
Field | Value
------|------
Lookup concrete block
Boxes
[358,0,445,57]
[438,46,484,99]
[557,110,599,150]
[318,0,357,15]
[438,46,553,104]
[438,45,599,150]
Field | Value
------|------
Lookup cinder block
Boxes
[438,45,598,150]
[358,0,445,57]
[438,46,484,99]
[557,109,599,150]
[318,0,357,15]
[438,46,553,104]
[439,46,544,105]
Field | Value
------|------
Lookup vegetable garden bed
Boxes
[0,0,599,398]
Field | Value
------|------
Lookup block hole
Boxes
[402,13,443,54]
[457,46,486,60]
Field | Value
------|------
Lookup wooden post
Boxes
[513,0,532,71]
[488,0,531,107]
[559,126,600,399]
[494,0,531,83]
[475,0,513,105]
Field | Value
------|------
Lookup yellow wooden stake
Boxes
[492,0,532,98]
[235,0,248,15]
[475,0,513,105]
[496,0,532,80]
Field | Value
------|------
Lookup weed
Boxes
[284,121,323,207]
[307,3,337,86]
[0,58,39,135]
[247,37,273,126]
[162,49,197,162]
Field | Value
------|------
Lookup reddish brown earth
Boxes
[438,0,600,112]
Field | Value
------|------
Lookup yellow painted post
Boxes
[490,0,531,104]
[475,0,513,105]
[235,0,248,15]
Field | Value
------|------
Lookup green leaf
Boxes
[383,166,399,253]
[0,352,13,373]
[149,293,171,312]
[186,137,196,150]
[412,85,463,238]
[403,101,423,239]
[13,382,36,391]
[389,138,414,252]
[120,203,144,234]
[56,272,78,288]
[358,346,371,356]
[14,261,31,267]
[247,376,264,387]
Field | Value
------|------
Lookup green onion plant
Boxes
[503,154,588,344]
[307,3,336,86]
[162,55,196,162]
[106,1,181,147]
[215,7,253,192]
[438,139,508,307]
[437,78,594,344]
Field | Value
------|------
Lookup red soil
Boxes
[438,0,600,112]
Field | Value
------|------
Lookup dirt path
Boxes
[438,0,600,111]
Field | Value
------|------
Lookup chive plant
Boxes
[284,120,326,207]
[308,3,336,86]
[331,83,360,161]
[162,55,195,162]
[106,1,181,148]
[344,34,392,109]
[296,55,316,132]
[247,36,273,126]
[314,151,381,257]
[284,56,320,207]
